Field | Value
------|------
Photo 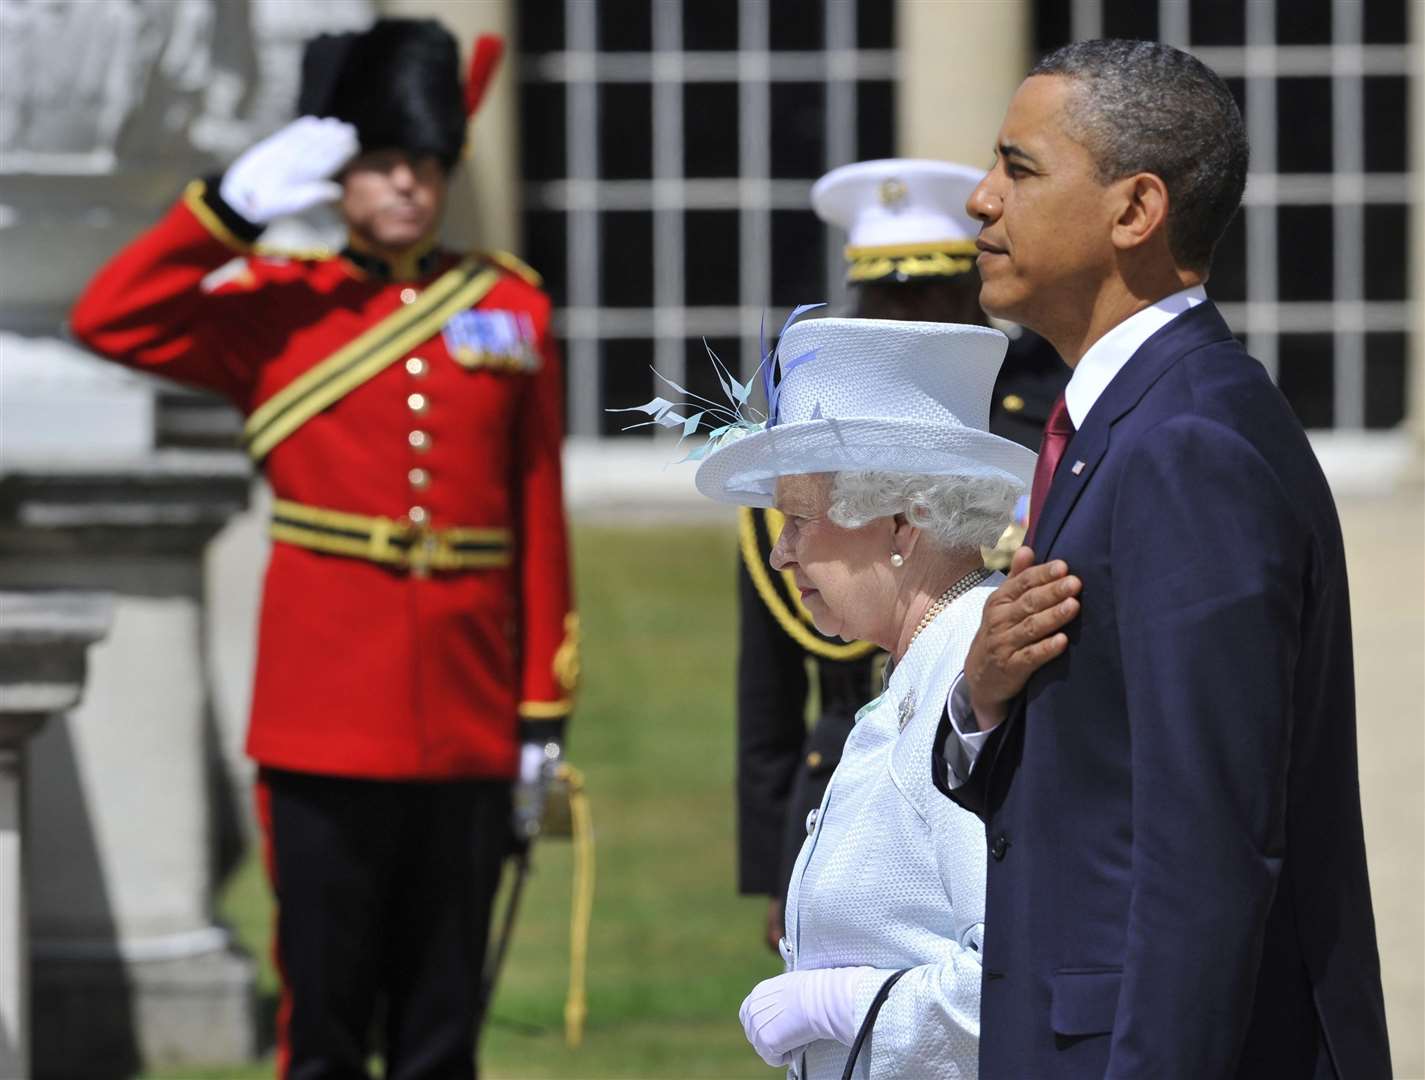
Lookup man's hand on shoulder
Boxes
[219,117,359,226]
[964,546,1081,731]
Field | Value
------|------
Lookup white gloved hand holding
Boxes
[219,116,360,225]
[738,967,875,1067]
[512,739,559,843]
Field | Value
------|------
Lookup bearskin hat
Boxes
[299,19,467,169]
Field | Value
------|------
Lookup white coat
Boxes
[781,579,994,1078]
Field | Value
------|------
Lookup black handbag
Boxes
[839,968,910,1080]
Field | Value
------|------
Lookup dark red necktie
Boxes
[1025,393,1075,548]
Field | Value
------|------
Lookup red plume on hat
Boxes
[465,34,505,118]
[299,20,504,169]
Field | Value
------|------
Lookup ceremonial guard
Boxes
[736,159,1067,948]
[70,20,575,1078]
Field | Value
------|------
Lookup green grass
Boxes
[145,523,784,1080]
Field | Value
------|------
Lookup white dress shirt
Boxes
[943,286,1208,781]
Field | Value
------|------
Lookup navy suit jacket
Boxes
[935,303,1391,1078]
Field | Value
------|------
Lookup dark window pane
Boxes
[1277,78,1332,173]
[1364,333,1407,428]
[517,1,564,52]
[602,339,655,437]
[1277,333,1334,428]
[857,1,895,49]
[600,211,654,307]
[1276,0,1331,44]
[1363,76,1409,173]
[1363,203,1409,301]
[685,211,741,306]
[598,0,652,51]
[857,80,895,162]
[770,0,823,50]
[599,83,653,179]
[1277,206,1334,301]
[1363,1,1407,43]
[771,209,826,307]
[684,82,740,178]
[771,82,825,179]
[684,337,743,417]
[1190,0,1244,45]
[519,82,566,181]
[1208,209,1246,303]
[522,210,568,307]
[684,0,738,50]
[1103,0,1156,39]
[1033,0,1071,54]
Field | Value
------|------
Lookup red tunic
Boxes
[70,183,575,780]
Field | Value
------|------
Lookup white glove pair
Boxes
[219,116,360,225]
[738,966,873,1067]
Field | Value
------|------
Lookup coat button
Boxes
[399,287,418,305]
[407,506,428,526]
[408,467,431,490]
[805,750,823,768]
[991,833,1010,861]
[1001,393,1025,413]
[407,392,429,414]
[408,430,431,452]
[405,356,429,376]
[805,808,818,835]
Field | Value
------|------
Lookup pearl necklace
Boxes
[908,567,994,649]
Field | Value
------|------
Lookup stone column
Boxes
[0,455,254,1078]
[897,0,1031,164]
[0,591,111,1080]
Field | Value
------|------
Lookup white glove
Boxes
[219,116,359,225]
[512,739,560,841]
[738,967,874,1067]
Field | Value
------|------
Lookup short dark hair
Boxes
[1029,39,1248,271]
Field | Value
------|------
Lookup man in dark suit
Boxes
[932,39,1391,1078]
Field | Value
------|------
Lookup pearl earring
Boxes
[890,552,905,568]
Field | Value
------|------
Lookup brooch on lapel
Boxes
[897,691,916,732]
[442,310,541,373]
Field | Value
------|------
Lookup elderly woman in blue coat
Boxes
[689,316,1037,1077]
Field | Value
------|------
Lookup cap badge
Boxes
[878,178,908,208]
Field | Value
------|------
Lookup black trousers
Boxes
[258,768,511,1080]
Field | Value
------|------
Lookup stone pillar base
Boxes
[32,943,256,1079]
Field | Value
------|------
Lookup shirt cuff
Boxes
[939,674,1000,785]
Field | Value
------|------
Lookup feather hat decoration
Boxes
[608,304,826,461]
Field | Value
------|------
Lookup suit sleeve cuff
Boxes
[939,674,998,786]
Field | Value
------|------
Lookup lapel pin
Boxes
[1071,460,1086,475]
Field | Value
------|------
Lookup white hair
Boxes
[827,470,1023,550]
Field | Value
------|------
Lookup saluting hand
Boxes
[219,116,359,225]
[963,546,1081,732]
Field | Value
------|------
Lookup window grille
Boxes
[518,0,897,437]
[1044,0,1415,431]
